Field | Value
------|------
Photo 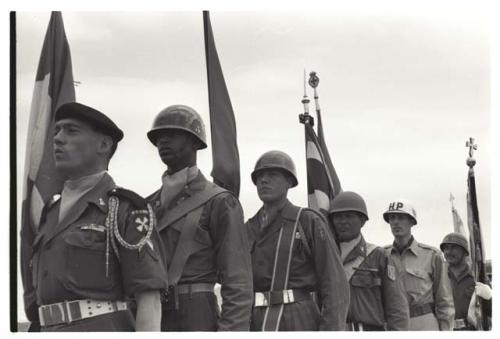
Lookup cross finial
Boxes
[466,137,477,158]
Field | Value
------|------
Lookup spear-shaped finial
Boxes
[449,193,455,209]
[466,137,477,169]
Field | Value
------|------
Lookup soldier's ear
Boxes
[97,134,114,156]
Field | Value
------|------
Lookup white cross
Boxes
[135,217,149,232]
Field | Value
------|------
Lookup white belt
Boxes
[254,289,297,307]
[39,299,128,327]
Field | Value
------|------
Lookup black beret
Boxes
[55,102,124,142]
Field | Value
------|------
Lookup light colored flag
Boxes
[20,11,75,323]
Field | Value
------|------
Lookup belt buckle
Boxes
[64,300,73,324]
[283,290,295,304]
[254,292,268,307]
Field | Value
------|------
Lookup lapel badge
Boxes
[99,198,106,206]
[295,231,301,239]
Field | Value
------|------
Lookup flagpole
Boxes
[465,137,490,330]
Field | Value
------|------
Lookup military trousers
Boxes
[250,298,320,331]
[41,310,135,332]
[161,291,219,331]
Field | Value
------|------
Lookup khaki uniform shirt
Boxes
[386,238,454,330]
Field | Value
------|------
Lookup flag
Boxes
[316,109,342,196]
[304,122,341,215]
[20,12,75,322]
[466,167,490,330]
[450,193,467,236]
[203,11,240,197]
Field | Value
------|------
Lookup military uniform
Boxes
[448,264,475,329]
[343,236,409,330]
[22,172,167,331]
[148,170,253,331]
[246,200,350,331]
[385,237,455,330]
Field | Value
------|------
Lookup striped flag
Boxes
[304,122,341,215]
[20,12,75,323]
[203,11,240,197]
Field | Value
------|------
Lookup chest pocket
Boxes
[193,224,212,248]
[350,269,382,288]
[404,268,432,294]
[62,228,118,292]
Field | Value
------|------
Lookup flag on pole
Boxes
[449,193,467,236]
[20,11,75,323]
[203,11,240,197]
[302,71,341,215]
[304,122,340,214]
[316,108,342,197]
[464,138,490,330]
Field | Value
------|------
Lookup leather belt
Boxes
[253,289,311,307]
[38,299,127,327]
[163,283,215,310]
[410,302,435,318]
[175,283,214,295]
[347,322,385,331]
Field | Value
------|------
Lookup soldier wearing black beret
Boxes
[21,102,168,331]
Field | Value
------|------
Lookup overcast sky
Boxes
[15,8,492,321]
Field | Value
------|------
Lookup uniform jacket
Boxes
[344,236,409,330]
[385,238,455,330]
[448,264,475,320]
[21,173,167,322]
[245,200,350,330]
[148,170,253,331]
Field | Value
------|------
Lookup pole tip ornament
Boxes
[466,137,477,169]
[308,71,319,88]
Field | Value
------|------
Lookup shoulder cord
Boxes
[104,195,155,277]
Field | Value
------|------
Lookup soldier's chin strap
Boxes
[104,196,155,277]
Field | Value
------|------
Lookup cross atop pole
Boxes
[466,137,477,169]
[466,137,477,158]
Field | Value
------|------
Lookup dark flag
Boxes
[20,12,75,325]
[465,138,490,330]
[203,11,240,197]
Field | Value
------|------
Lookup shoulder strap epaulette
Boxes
[109,187,147,210]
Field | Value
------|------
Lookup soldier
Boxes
[246,150,349,331]
[383,199,455,330]
[146,105,253,331]
[440,232,492,330]
[20,102,167,331]
[328,191,409,331]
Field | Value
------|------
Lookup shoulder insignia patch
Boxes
[387,264,396,281]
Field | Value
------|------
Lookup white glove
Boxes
[475,282,492,300]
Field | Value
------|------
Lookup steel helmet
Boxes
[147,105,207,149]
[383,199,417,225]
[251,150,298,187]
[440,232,469,255]
[329,191,369,220]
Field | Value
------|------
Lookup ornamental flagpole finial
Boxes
[466,137,477,168]
[308,71,320,113]
[299,69,314,126]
